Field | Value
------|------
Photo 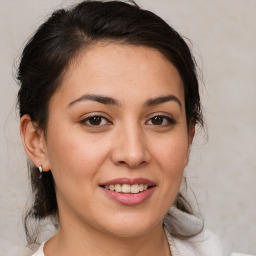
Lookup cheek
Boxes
[45,131,110,213]
[153,135,189,175]
[148,133,189,213]
[150,133,189,201]
[45,127,108,185]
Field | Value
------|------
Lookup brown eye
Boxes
[88,116,102,125]
[151,116,164,125]
[80,116,110,126]
[146,115,176,126]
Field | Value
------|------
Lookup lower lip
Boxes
[101,187,155,206]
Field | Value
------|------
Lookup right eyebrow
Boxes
[144,95,182,110]
[67,94,120,108]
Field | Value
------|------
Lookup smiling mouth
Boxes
[100,184,155,194]
[100,178,156,205]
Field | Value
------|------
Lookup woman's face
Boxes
[42,43,193,237]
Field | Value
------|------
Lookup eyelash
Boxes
[145,115,176,126]
[79,114,176,127]
[80,115,111,127]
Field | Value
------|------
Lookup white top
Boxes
[31,207,253,256]
[31,234,254,256]
[32,229,179,256]
[31,229,223,256]
[32,242,44,256]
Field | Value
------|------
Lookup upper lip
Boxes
[100,177,156,186]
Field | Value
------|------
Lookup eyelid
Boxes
[79,111,112,120]
[146,112,175,120]
[145,112,177,125]
[79,112,112,126]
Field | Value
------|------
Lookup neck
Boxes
[44,214,171,256]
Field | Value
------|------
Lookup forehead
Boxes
[52,43,185,107]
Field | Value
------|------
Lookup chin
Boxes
[98,213,161,238]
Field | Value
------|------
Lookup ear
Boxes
[184,123,195,167]
[20,114,51,172]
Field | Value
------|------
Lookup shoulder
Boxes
[31,242,45,256]
[165,206,226,256]
[173,228,225,256]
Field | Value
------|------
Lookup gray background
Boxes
[0,0,255,255]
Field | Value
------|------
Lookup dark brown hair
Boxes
[17,0,204,244]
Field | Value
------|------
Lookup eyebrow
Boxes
[68,94,120,108]
[67,93,182,109]
[144,95,182,109]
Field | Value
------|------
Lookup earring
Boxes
[39,165,43,173]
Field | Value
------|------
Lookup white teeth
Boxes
[122,184,131,193]
[131,184,139,194]
[104,184,150,193]
[115,184,122,192]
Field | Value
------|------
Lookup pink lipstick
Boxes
[100,177,156,206]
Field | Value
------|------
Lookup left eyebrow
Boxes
[144,95,182,109]
[67,94,120,108]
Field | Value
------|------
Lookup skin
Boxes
[20,43,194,256]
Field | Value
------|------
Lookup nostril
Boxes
[116,160,147,169]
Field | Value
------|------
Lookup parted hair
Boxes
[17,0,204,244]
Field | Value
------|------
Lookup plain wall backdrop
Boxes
[0,0,255,255]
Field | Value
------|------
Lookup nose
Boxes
[110,123,150,169]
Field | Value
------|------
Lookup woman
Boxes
[17,0,224,255]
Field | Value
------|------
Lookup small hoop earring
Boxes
[39,165,43,173]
